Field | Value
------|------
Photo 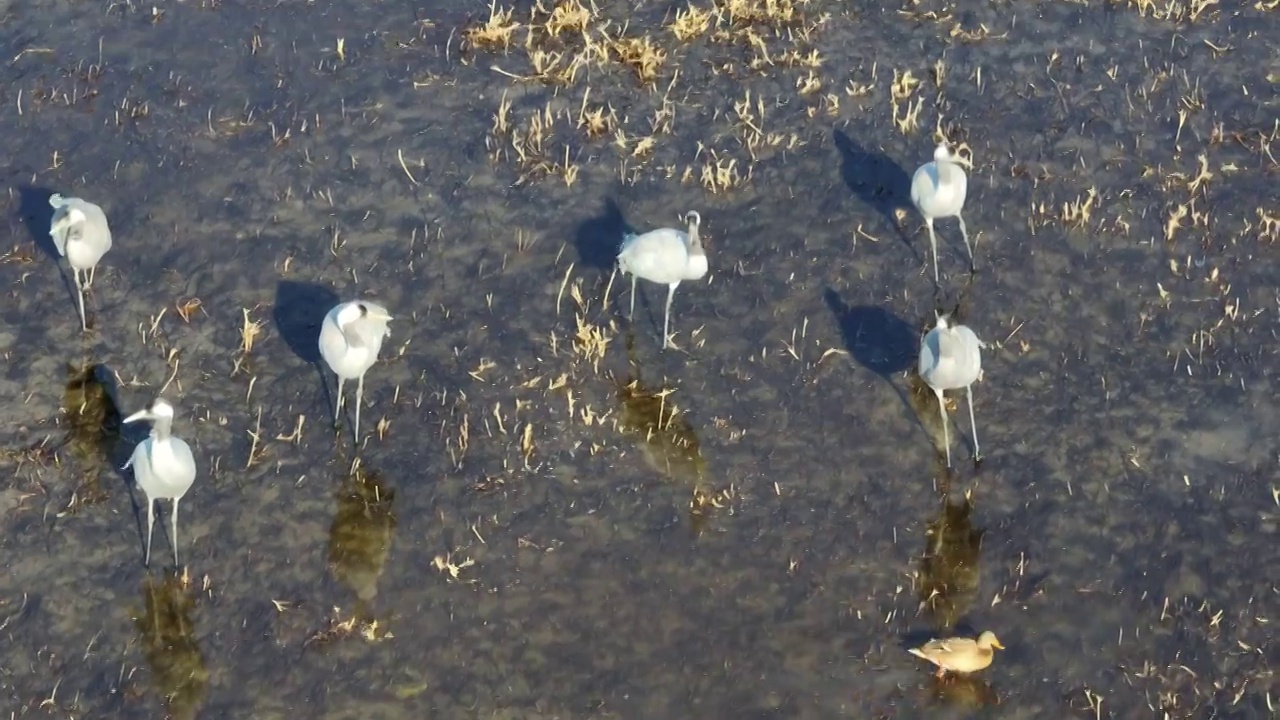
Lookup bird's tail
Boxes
[617,232,638,272]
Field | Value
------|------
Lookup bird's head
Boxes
[124,398,175,424]
[933,143,951,162]
[358,302,393,323]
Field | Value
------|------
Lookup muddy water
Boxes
[1,0,1276,717]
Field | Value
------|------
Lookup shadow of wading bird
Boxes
[608,210,707,350]
[832,129,915,255]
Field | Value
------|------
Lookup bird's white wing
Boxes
[48,203,74,257]
[618,229,688,285]
[933,327,982,387]
[910,162,939,211]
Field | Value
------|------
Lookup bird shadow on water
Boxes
[15,185,58,259]
[832,129,916,260]
[16,184,81,315]
[273,280,340,421]
[573,197,631,272]
[823,287,921,417]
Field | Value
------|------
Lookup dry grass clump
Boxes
[610,33,667,84]
[464,1,521,50]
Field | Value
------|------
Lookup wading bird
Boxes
[123,398,197,567]
[319,300,392,440]
[615,211,707,349]
[918,314,985,467]
[49,193,113,331]
[909,630,1004,679]
[910,143,972,284]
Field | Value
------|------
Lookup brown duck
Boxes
[908,631,1004,678]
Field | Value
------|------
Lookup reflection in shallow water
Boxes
[61,362,122,507]
[917,490,984,631]
[615,335,730,534]
[327,460,397,616]
[928,673,999,708]
[133,575,208,720]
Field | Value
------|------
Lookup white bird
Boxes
[123,398,197,567]
[48,193,113,331]
[616,211,707,349]
[910,143,972,285]
[319,300,392,440]
[918,314,986,467]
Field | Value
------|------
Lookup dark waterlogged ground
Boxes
[1,0,1277,716]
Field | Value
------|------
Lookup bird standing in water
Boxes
[910,143,972,285]
[616,211,707,349]
[49,193,113,331]
[319,300,392,440]
[123,398,197,567]
[918,313,986,467]
[909,630,1004,679]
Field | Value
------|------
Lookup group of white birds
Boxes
[47,194,392,566]
[614,141,984,468]
[43,139,976,567]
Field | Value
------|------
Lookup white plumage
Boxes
[49,193,113,331]
[910,143,972,284]
[319,300,392,440]
[616,211,707,349]
[918,314,986,467]
[123,398,197,567]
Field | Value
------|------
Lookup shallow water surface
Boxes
[1,0,1277,717]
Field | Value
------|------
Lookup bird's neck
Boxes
[151,419,173,443]
[340,322,367,349]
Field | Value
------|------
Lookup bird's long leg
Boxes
[73,268,87,331]
[334,377,345,429]
[966,385,980,461]
[171,498,181,566]
[957,214,974,271]
[144,497,156,567]
[355,373,364,441]
[629,276,637,320]
[86,265,97,289]
[936,388,951,468]
[926,220,940,286]
[662,282,677,349]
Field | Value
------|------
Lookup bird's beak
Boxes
[123,409,151,424]
[992,640,1005,650]
[371,309,393,322]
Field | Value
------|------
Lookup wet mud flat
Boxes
[0,0,1277,717]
